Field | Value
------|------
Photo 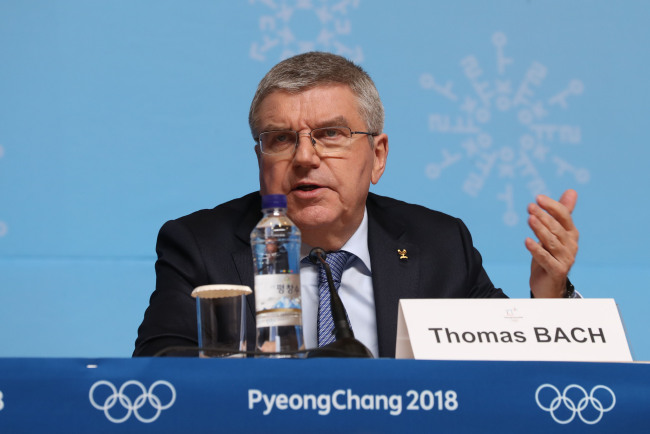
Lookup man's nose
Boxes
[293,133,320,165]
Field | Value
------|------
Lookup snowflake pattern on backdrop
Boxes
[421,32,589,226]
[249,0,363,62]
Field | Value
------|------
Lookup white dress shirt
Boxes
[299,208,378,357]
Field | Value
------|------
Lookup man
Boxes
[134,52,579,358]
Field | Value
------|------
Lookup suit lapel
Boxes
[367,195,420,358]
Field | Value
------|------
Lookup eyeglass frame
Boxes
[254,126,378,156]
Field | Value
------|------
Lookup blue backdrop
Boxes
[1,0,648,359]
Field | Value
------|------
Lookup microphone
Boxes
[306,248,373,358]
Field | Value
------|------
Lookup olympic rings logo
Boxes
[535,383,615,425]
[89,380,176,423]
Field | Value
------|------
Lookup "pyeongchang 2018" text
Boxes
[248,388,458,416]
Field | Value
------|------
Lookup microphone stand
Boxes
[306,248,373,358]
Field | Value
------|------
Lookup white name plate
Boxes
[396,299,632,362]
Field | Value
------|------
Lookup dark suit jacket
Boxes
[133,192,506,358]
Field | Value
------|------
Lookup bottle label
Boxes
[254,274,302,327]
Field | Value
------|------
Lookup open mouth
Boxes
[294,184,321,191]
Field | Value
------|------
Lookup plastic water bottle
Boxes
[250,194,304,356]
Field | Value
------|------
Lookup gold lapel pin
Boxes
[397,249,408,260]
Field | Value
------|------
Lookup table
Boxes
[0,358,648,433]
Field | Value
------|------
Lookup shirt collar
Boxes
[300,208,371,272]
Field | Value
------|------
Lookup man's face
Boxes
[254,84,388,249]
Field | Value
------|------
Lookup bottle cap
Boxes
[261,194,287,209]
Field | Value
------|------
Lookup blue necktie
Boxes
[316,251,353,347]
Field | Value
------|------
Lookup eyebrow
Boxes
[258,123,290,132]
[313,116,350,129]
[259,116,352,133]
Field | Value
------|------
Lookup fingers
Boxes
[527,189,580,297]
[526,236,568,298]
[527,214,577,271]
[525,236,572,277]
[528,203,578,250]
[559,189,578,213]
[526,189,579,275]
[558,189,578,213]
[533,190,578,233]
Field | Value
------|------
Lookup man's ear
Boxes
[371,133,388,184]
[254,144,262,168]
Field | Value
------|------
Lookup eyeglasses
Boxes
[255,126,377,156]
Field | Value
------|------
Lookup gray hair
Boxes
[248,52,384,137]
